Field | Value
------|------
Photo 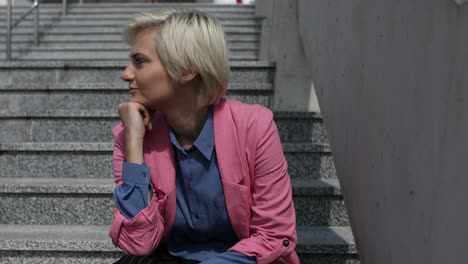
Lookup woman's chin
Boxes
[129,98,153,109]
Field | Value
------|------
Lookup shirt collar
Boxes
[169,106,214,161]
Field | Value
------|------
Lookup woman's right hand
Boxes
[118,102,152,163]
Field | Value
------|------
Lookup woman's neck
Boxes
[165,105,208,147]
[159,81,209,147]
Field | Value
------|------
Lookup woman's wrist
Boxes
[125,136,144,163]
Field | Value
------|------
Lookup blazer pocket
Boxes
[221,180,251,238]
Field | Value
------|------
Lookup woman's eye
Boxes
[133,58,144,66]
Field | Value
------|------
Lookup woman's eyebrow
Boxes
[129,52,147,59]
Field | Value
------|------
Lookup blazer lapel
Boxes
[213,99,251,239]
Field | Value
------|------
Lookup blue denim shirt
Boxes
[114,107,256,264]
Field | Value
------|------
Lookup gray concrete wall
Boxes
[297,0,468,263]
[256,0,320,111]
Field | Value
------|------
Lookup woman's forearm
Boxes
[125,137,144,163]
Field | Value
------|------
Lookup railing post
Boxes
[62,0,67,16]
[34,0,39,46]
[80,0,83,5]
[6,0,12,60]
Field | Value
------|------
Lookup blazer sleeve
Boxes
[109,123,166,256]
[229,108,298,264]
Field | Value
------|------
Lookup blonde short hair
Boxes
[123,9,230,106]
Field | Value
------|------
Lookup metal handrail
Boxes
[5,0,40,60]
[5,0,79,59]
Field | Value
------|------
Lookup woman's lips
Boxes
[129,88,138,95]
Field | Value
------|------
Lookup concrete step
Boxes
[0,32,260,42]
[0,18,262,28]
[1,9,257,22]
[0,86,273,112]
[0,27,259,49]
[0,90,271,112]
[0,78,272,107]
[0,4,257,24]
[0,13,258,22]
[0,177,348,226]
[0,50,258,61]
[49,23,259,29]
[0,224,122,264]
[0,111,326,144]
[63,8,254,16]
[292,178,348,227]
[0,224,358,264]
[0,142,335,179]
[0,61,274,89]
[296,226,359,264]
[5,22,259,31]
[0,42,259,52]
[1,25,260,35]
[0,3,255,13]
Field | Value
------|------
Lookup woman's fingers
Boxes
[138,104,152,131]
[118,102,152,140]
[147,118,153,131]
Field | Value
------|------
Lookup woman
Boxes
[110,9,299,264]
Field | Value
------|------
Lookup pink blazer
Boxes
[109,98,299,264]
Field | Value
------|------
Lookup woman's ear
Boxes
[179,71,198,85]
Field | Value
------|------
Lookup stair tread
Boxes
[291,178,341,195]
[0,3,254,7]
[0,45,259,52]
[0,4,255,12]
[7,27,260,33]
[296,226,357,254]
[0,177,341,195]
[0,82,273,91]
[0,60,274,68]
[0,142,331,152]
[0,109,319,118]
[0,177,113,193]
[0,224,355,254]
[0,35,259,42]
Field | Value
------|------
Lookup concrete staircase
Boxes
[0,3,359,264]
[0,3,260,60]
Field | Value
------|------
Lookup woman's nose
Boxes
[121,64,135,82]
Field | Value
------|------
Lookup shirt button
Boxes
[282,240,289,247]
[192,213,199,220]
[187,185,192,192]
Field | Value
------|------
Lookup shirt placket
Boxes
[181,150,201,227]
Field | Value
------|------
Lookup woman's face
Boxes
[121,30,176,110]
